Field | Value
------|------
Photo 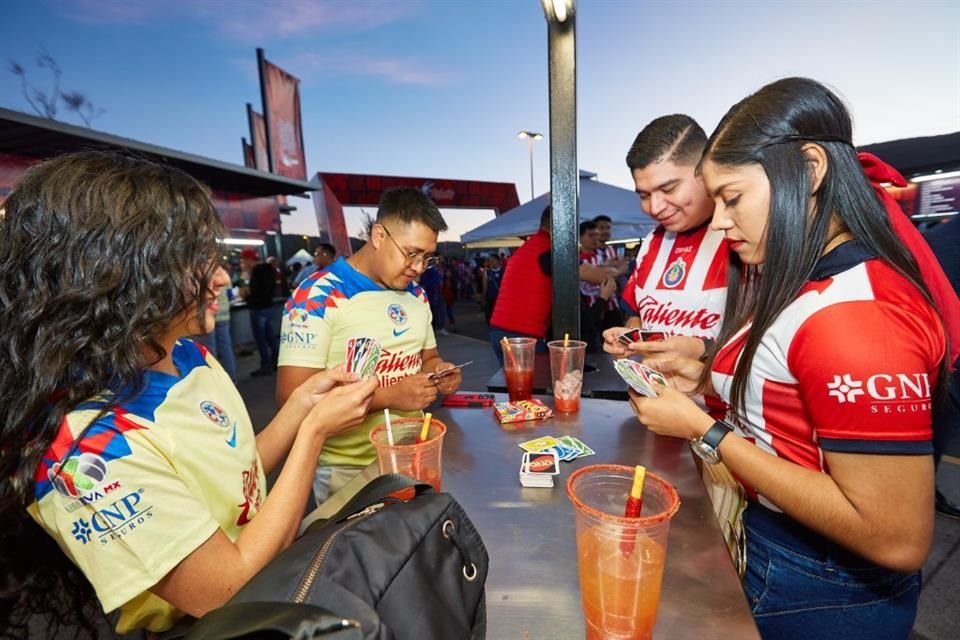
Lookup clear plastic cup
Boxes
[548,339,587,413]
[369,417,446,491]
[566,464,681,640]
[502,337,536,402]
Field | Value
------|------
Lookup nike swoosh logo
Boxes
[226,421,238,448]
[393,328,410,337]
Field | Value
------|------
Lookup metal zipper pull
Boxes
[345,502,385,521]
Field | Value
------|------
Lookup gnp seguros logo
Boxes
[69,488,154,546]
[826,372,931,414]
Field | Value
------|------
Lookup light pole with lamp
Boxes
[517,130,543,201]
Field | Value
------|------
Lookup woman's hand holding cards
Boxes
[628,385,713,441]
[640,357,705,396]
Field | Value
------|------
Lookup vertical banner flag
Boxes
[312,176,353,257]
[258,48,307,180]
[242,138,255,169]
[247,103,270,172]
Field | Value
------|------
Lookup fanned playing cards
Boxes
[613,359,668,397]
[345,336,382,378]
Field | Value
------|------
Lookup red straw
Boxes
[620,465,646,556]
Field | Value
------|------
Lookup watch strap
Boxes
[702,420,733,450]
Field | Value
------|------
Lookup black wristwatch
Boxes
[690,420,734,465]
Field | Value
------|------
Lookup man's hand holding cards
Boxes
[614,359,669,398]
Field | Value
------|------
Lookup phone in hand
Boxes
[442,393,495,408]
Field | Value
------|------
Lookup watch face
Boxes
[690,439,721,465]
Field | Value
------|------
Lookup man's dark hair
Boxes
[376,187,448,233]
[625,114,707,171]
[579,220,597,237]
[539,205,552,230]
[316,242,336,256]
[593,215,612,224]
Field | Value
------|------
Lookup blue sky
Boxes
[3,0,959,240]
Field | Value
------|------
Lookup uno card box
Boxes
[494,399,554,424]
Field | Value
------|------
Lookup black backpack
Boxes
[175,475,488,640]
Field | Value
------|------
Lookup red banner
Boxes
[260,54,307,180]
[247,105,270,172]
[312,180,352,257]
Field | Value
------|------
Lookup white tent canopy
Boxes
[461,170,655,248]
[286,248,313,267]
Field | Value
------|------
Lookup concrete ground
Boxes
[231,299,960,640]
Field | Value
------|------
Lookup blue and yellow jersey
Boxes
[28,340,264,634]
[279,257,436,467]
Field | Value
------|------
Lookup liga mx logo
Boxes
[662,256,687,288]
[387,303,408,326]
[50,452,109,499]
[200,401,231,428]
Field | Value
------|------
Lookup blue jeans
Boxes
[199,321,237,380]
[488,328,547,367]
[743,504,920,639]
[250,307,278,370]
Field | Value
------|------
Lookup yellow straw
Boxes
[563,332,569,347]
[420,412,432,441]
[630,465,646,499]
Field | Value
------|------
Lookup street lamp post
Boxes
[517,130,543,201]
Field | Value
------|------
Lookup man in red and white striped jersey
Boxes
[604,114,728,362]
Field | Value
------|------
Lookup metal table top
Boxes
[486,353,629,400]
[321,395,759,639]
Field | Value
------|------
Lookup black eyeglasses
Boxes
[379,224,439,269]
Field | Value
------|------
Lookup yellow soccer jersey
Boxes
[27,340,265,633]
[279,258,436,467]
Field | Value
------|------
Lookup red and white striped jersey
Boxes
[622,224,728,339]
[711,244,944,509]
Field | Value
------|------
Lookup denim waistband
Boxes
[744,502,877,568]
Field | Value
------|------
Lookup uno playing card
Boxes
[519,450,559,487]
[614,359,666,398]
[345,336,382,378]
[518,435,562,453]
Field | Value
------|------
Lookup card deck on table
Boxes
[614,359,668,397]
[345,336,382,378]
[442,393,495,408]
[495,399,554,424]
[519,450,559,488]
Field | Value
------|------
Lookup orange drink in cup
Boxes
[370,417,446,491]
[502,337,536,402]
[567,464,680,640]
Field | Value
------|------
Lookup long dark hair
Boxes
[700,77,948,420]
[0,151,224,637]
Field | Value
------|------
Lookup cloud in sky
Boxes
[291,51,457,87]
[55,0,420,39]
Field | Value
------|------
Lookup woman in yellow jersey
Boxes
[0,151,378,636]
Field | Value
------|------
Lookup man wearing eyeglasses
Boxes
[276,187,462,503]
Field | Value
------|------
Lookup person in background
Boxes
[924,214,960,519]
[631,77,947,639]
[276,187,463,504]
[480,254,504,324]
[420,260,447,336]
[591,214,627,330]
[578,220,617,352]
[198,257,237,380]
[489,206,617,366]
[440,260,457,333]
[0,151,378,637]
[602,114,728,363]
[240,248,280,377]
[294,243,337,287]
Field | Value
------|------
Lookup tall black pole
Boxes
[256,48,276,174]
[546,11,578,341]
